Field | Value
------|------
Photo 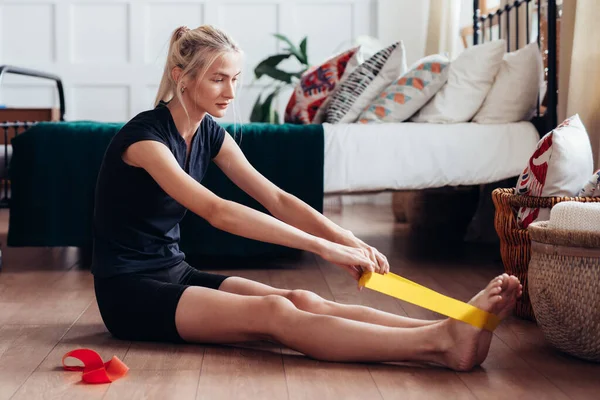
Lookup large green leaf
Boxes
[274,33,307,65]
[250,94,264,122]
[260,91,277,123]
[299,37,308,64]
[254,53,291,79]
[257,65,294,84]
[272,110,281,125]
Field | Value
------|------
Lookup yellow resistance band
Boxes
[359,272,500,332]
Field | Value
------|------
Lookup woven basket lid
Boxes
[529,221,600,249]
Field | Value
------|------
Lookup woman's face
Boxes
[187,52,242,119]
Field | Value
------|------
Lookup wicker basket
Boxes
[528,221,600,362]
[492,188,600,320]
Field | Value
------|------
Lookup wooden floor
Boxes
[0,204,599,400]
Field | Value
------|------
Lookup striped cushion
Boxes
[325,41,406,124]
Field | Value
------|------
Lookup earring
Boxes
[180,86,185,94]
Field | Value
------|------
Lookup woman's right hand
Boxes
[316,239,378,281]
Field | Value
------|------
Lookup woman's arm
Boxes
[124,140,377,278]
[213,134,389,273]
[213,135,348,240]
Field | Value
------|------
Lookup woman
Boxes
[92,25,522,372]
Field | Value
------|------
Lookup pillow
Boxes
[357,54,450,123]
[284,47,363,124]
[325,41,407,124]
[516,114,594,228]
[578,169,600,197]
[473,42,543,123]
[311,48,365,124]
[411,40,505,123]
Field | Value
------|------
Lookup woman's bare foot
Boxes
[438,273,521,371]
[473,274,522,365]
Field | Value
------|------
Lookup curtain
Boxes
[559,0,600,169]
[425,0,462,59]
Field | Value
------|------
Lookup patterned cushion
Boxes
[579,169,600,197]
[411,40,505,123]
[325,41,406,124]
[284,47,362,124]
[357,54,449,123]
[516,114,594,228]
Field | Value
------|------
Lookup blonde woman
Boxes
[92,25,522,371]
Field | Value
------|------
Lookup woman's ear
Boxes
[171,66,183,85]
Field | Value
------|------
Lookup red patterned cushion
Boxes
[284,47,359,124]
[516,114,594,228]
[516,133,553,228]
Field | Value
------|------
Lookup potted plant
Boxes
[250,34,310,123]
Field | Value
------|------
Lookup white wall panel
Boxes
[0,0,378,123]
[296,3,354,63]
[144,3,204,65]
[70,3,129,64]
[1,3,55,63]
[71,86,130,122]
[217,3,278,80]
[1,85,58,108]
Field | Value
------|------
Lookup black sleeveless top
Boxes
[91,104,226,278]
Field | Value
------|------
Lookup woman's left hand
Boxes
[338,230,389,275]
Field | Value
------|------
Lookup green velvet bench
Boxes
[7,121,324,263]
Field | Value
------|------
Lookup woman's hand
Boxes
[337,230,390,275]
[316,240,378,281]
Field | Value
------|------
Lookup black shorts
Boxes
[94,261,229,343]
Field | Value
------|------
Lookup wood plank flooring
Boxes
[0,205,598,400]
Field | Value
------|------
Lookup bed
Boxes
[322,0,559,237]
[0,0,559,266]
[323,121,541,193]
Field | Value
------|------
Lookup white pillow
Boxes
[473,42,543,123]
[357,54,450,123]
[411,40,506,123]
[325,41,407,123]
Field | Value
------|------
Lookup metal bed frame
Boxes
[473,0,558,134]
[0,65,66,208]
[0,65,65,269]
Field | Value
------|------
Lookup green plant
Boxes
[250,34,310,123]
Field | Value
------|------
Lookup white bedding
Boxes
[323,121,540,193]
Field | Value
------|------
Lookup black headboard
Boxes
[473,0,558,134]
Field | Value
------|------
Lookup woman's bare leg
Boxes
[175,275,521,371]
[218,276,441,328]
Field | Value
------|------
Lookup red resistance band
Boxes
[62,348,129,384]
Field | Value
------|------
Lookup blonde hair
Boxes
[154,25,242,115]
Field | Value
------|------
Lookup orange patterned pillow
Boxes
[284,47,361,124]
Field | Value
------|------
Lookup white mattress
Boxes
[323,121,540,193]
